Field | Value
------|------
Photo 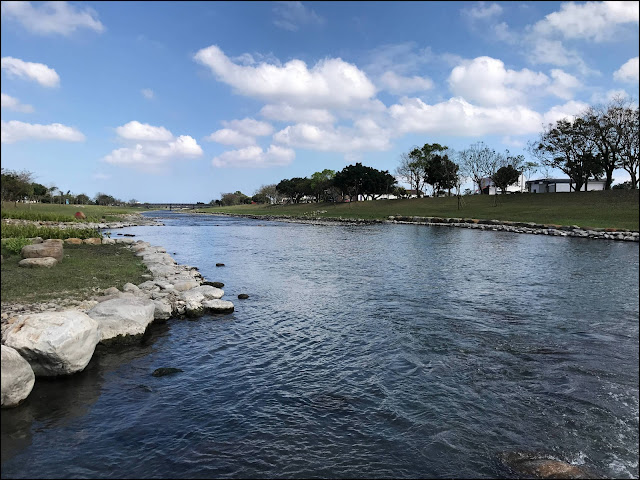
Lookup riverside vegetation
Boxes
[196,189,639,231]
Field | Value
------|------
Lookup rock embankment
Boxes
[2,212,164,231]
[1,238,234,407]
[202,212,639,242]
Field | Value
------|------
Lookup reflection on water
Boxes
[2,212,638,478]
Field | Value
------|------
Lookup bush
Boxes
[1,224,103,240]
[3,237,32,254]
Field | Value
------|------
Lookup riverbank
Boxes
[193,211,640,242]
[194,190,640,231]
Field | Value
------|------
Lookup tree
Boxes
[1,169,34,204]
[396,151,425,197]
[424,151,459,196]
[255,184,281,204]
[309,169,336,202]
[276,178,312,203]
[76,193,90,205]
[457,142,502,194]
[32,183,48,202]
[492,165,521,194]
[94,192,117,206]
[618,104,639,189]
[333,163,395,201]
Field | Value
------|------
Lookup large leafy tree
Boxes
[425,152,459,196]
[1,168,34,204]
[309,169,336,202]
[457,142,502,194]
[276,177,312,203]
[333,163,396,201]
[492,165,521,194]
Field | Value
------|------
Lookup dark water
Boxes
[2,212,638,479]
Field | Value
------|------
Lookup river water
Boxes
[2,211,638,478]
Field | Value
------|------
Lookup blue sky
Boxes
[1,1,638,202]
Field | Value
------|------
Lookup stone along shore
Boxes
[1,237,235,408]
[202,212,640,242]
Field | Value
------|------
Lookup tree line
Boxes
[0,169,137,206]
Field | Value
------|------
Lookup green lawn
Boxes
[195,190,639,231]
[1,243,150,304]
[1,202,143,223]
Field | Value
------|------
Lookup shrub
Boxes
[1,224,103,240]
[3,237,32,254]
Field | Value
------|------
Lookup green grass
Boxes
[1,243,150,304]
[195,190,639,231]
[1,224,103,240]
[1,202,142,223]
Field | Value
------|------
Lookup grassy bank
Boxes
[195,190,639,231]
[1,202,142,223]
[1,243,150,304]
[1,224,103,240]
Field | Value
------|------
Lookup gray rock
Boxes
[101,238,116,245]
[18,257,58,268]
[173,280,199,292]
[87,296,155,345]
[203,299,235,314]
[189,285,224,299]
[181,290,205,317]
[152,298,173,321]
[1,345,35,408]
[238,294,249,299]
[498,451,593,479]
[102,286,121,296]
[21,242,63,262]
[122,282,141,294]
[3,310,100,376]
[152,367,183,377]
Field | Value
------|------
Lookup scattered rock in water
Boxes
[498,451,594,479]
[1,345,36,408]
[237,294,249,299]
[215,263,225,267]
[123,234,135,237]
[152,367,183,377]
[202,281,224,288]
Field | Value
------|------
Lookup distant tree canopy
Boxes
[220,191,251,206]
[1,169,34,203]
[492,165,521,194]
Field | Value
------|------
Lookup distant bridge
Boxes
[142,203,206,210]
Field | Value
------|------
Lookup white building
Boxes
[479,174,527,195]
[525,178,606,193]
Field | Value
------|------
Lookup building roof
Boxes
[525,178,605,185]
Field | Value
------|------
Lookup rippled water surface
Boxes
[2,212,638,478]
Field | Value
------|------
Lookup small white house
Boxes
[525,178,606,193]
[479,174,527,195]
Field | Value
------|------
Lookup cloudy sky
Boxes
[1,1,638,202]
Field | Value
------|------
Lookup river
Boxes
[1,211,638,478]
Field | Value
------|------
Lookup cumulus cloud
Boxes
[1,1,104,36]
[1,92,34,112]
[461,2,503,20]
[115,121,173,141]
[542,100,590,125]
[212,145,295,168]
[378,71,434,95]
[272,1,324,31]
[613,57,639,83]
[205,118,274,147]
[526,39,594,75]
[193,45,376,108]
[532,1,639,42]
[1,56,60,87]
[260,103,336,124]
[388,96,546,137]
[448,56,548,106]
[103,121,202,172]
[273,119,392,152]
[141,88,154,99]
[1,119,84,144]
[546,69,581,99]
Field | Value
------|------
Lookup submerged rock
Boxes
[203,299,234,314]
[237,294,249,299]
[202,281,224,288]
[215,263,225,267]
[498,451,594,479]
[152,367,183,377]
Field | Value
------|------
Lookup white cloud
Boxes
[365,42,436,76]
[205,128,257,147]
[388,96,545,137]
[532,1,639,42]
[193,45,376,108]
[613,57,639,83]
[1,92,34,112]
[260,103,336,124]
[103,121,202,172]
[92,172,112,180]
[115,121,173,141]
[525,39,594,75]
[448,56,548,106]
[590,88,630,104]
[378,71,434,95]
[501,136,526,148]
[205,118,274,147]
[542,100,590,125]
[1,56,60,87]
[222,118,274,136]
[0,1,104,36]
[212,145,295,168]
[546,69,581,99]
[462,2,503,20]
[141,88,154,99]
[273,120,392,152]
[1,119,84,144]
[272,1,324,31]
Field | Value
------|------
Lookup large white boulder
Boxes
[152,298,173,321]
[3,310,100,376]
[21,242,63,262]
[189,285,224,299]
[18,257,58,268]
[181,290,205,317]
[1,345,36,408]
[173,280,199,292]
[87,295,156,344]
